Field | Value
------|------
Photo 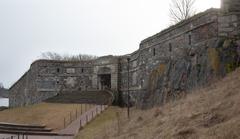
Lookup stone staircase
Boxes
[0,122,72,136]
[45,91,113,105]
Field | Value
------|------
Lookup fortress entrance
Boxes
[98,74,111,90]
[97,66,113,90]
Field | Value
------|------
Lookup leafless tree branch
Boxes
[169,0,196,24]
[41,52,98,61]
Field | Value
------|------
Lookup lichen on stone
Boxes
[207,48,220,75]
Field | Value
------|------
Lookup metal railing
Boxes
[0,104,109,138]
[78,105,108,130]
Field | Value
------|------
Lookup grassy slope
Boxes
[76,107,124,139]
[0,103,92,131]
[76,68,240,139]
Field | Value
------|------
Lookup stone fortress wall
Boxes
[119,0,240,108]
[9,60,93,107]
[9,0,240,108]
[9,56,119,107]
[120,9,220,107]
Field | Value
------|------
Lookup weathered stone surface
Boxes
[0,88,8,98]
[221,0,240,13]
[9,57,120,107]
[9,0,240,108]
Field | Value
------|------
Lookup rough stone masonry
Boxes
[9,0,240,108]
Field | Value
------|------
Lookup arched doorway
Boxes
[97,67,111,90]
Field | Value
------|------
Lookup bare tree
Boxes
[169,0,196,24]
[41,52,62,60]
[41,52,98,61]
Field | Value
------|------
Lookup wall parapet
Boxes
[140,8,219,48]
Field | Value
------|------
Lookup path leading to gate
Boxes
[60,105,108,135]
[0,105,108,139]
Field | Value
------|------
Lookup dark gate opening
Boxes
[99,74,111,90]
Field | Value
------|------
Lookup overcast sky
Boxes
[0,0,220,88]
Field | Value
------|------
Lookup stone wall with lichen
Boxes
[119,9,220,107]
[9,56,120,107]
[221,0,240,13]
[9,0,240,108]
[9,60,94,107]
[220,0,240,37]
[119,4,240,108]
[34,60,94,92]
[9,63,44,107]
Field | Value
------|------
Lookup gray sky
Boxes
[0,0,220,88]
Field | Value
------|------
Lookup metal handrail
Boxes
[104,88,115,105]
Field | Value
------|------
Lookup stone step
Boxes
[0,122,45,129]
[0,126,52,132]
[0,129,73,136]
[45,91,113,105]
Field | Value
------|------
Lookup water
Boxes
[0,98,9,107]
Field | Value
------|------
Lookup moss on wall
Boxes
[217,38,240,74]
[157,64,166,75]
[207,48,220,75]
[223,39,239,73]
[225,63,235,73]
[148,64,166,94]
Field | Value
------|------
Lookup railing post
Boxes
[79,119,82,131]
[76,109,78,119]
[81,104,83,115]
[64,117,66,128]
[96,107,98,115]
[92,110,94,119]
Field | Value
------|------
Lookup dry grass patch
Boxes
[75,107,125,139]
[77,68,240,139]
[0,103,92,131]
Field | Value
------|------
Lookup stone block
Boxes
[219,27,234,32]
[219,23,230,27]
[233,22,238,27]
[219,32,229,37]
[231,15,238,22]
[66,68,75,74]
